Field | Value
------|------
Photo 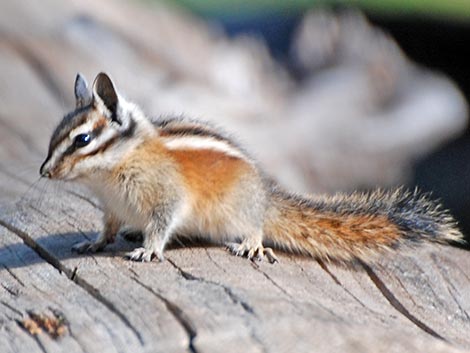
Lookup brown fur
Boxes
[92,116,108,131]
[264,200,402,262]
[168,149,248,203]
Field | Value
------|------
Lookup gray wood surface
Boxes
[1,1,469,352]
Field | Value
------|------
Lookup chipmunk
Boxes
[39,72,463,264]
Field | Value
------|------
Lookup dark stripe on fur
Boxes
[154,117,232,143]
[54,124,106,169]
[121,118,136,138]
[49,104,92,152]
[63,125,105,157]
[82,135,119,158]
[153,116,252,159]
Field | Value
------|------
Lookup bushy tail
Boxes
[263,187,463,263]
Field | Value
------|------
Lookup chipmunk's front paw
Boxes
[125,247,164,262]
[226,241,278,264]
[72,240,106,254]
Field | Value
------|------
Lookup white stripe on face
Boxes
[161,136,247,160]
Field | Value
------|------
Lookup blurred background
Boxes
[1,0,469,240]
[166,0,470,237]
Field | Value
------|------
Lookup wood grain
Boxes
[0,0,469,352]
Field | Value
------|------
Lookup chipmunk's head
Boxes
[40,72,141,181]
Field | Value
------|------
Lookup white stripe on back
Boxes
[161,136,246,160]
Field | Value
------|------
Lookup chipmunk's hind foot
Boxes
[226,240,278,264]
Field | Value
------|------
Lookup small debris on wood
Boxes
[20,310,68,339]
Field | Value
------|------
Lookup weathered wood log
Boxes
[1,174,469,352]
[1,1,469,352]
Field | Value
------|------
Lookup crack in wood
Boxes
[445,282,470,322]
[0,300,23,317]
[27,204,50,220]
[452,263,470,284]
[29,282,49,297]
[314,259,381,315]
[3,264,26,287]
[67,328,87,353]
[64,274,145,346]
[251,260,344,321]
[165,258,270,353]
[203,249,228,275]
[249,262,294,301]
[167,258,256,316]
[223,286,256,316]
[130,275,198,353]
[1,283,20,297]
[0,219,145,346]
[429,254,470,322]
[385,269,420,308]
[412,261,447,309]
[70,266,78,281]
[361,261,446,341]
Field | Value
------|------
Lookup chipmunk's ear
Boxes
[74,73,92,108]
[92,72,120,124]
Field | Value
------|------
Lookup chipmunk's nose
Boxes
[40,160,51,178]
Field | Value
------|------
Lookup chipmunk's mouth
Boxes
[39,160,70,180]
[39,159,52,178]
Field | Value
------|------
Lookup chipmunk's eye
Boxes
[74,133,92,148]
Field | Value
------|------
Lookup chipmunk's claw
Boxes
[125,247,164,262]
[226,241,278,264]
